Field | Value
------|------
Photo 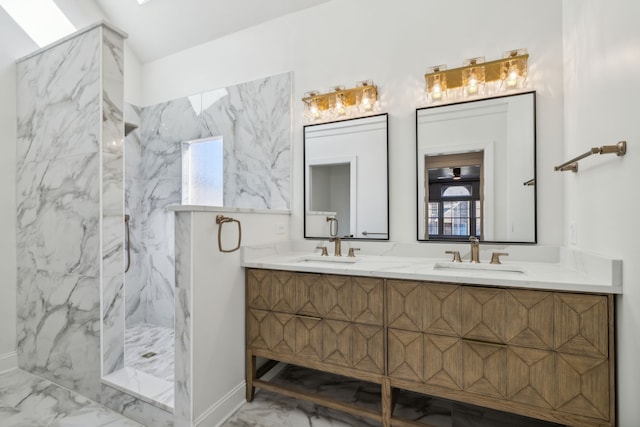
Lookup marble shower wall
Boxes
[16,24,125,400]
[124,72,291,328]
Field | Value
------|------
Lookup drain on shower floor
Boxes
[141,351,157,359]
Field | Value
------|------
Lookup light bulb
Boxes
[335,96,345,115]
[361,93,371,110]
[467,74,478,94]
[310,102,320,119]
[432,82,442,99]
[507,66,519,87]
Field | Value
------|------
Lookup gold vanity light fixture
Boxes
[425,48,528,103]
[302,80,378,122]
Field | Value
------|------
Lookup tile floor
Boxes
[223,364,563,427]
[0,361,564,426]
[0,369,143,426]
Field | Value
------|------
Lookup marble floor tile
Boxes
[0,369,143,427]
[124,323,174,383]
[223,364,563,427]
[102,366,174,411]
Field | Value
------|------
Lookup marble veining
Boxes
[16,23,126,406]
[0,369,142,427]
[101,24,126,379]
[173,213,192,421]
[125,71,291,330]
[125,323,175,383]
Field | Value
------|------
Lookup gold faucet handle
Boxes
[445,250,462,263]
[490,252,509,264]
[316,245,329,256]
[347,247,360,258]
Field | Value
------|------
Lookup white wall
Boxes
[563,1,640,425]
[0,8,37,372]
[141,0,565,245]
[188,210,290,424]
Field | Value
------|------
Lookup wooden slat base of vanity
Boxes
[251,349,385,384]
[253,379,383,424]
[389,377,613,427]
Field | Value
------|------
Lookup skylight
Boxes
[0,0,75,47]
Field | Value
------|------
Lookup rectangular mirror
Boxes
[304,114,389,240]
[416,92,536,243]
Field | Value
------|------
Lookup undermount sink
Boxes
[296,255,358,264]
[433,262,526,275]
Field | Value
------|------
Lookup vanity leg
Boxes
[381,378,392,427]
[246,352,256,402]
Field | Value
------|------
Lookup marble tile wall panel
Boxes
[16,267,102,400]
[174,212,192,421]
[16,24,127,405]
[16,29,101,169]
[101,384,180,427]
[124,97,205,328]
[16,153,101,275]
[16,28,103,394]
[123,108,145,327]
[100,26,125,377]
[200,72,291,210]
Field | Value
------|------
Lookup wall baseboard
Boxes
[195,362,287,427]
[194,381,246,427]
[0,351,18,375]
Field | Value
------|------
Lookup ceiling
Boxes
[91,0,331,63]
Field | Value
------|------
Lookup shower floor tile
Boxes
[125,323,174,383]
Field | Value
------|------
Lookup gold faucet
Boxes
[330,237,342,257]
[469,236,480,263]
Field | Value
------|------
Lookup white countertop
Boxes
[241,241,622,294]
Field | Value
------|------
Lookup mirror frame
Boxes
[415,91,537,244]
[303,113,390,241]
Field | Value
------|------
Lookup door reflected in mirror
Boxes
[304,114,389,240]
[416,92,536,243]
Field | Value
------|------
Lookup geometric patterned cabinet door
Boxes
[247,269,272,310]
[505,290,554,349]
[462,340,507,399]
[387,280,462,334]
[554,293,608,358]
[507,346,555,409]
[461,287,506,344]
[556,353,610,420]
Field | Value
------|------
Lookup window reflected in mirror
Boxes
[425,152,483,240]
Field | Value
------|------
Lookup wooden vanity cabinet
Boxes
[246,269,615,427]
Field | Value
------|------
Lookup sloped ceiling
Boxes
[92,0,331,63]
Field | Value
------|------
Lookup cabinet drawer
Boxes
[554,293,608,358]
[248,270,383,325]
[247,308,296,355]
[323,320,384,374]
[462,340,507,399]
[246,269,273,310]
[387,280,462,334]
